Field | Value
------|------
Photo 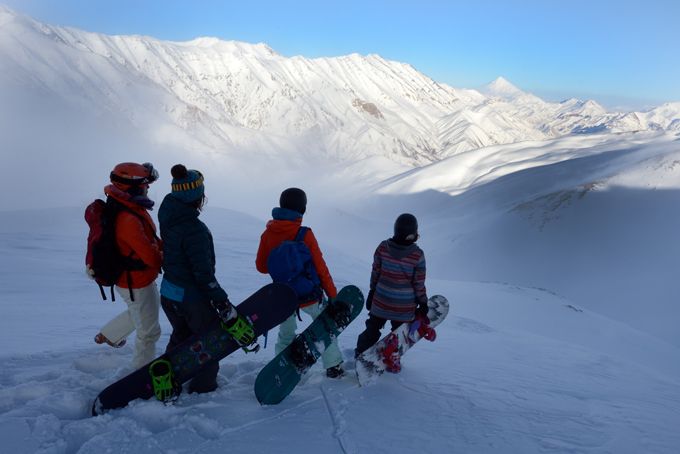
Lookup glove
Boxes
[211,299,237,323]
[366,289,375,311]
[416,302,430,323]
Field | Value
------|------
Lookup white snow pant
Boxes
[100,283,161,369]
[275,302,343,369]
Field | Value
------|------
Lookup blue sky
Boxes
[4,0,679,110]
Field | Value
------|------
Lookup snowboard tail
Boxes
[92,283,298,415]
[254,285,364,405]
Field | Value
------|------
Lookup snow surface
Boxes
[1,198,680,453]
[1,5,680,453]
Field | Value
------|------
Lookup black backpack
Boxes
[85,197,148,301]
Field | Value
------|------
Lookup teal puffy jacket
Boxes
[158,194,228,304]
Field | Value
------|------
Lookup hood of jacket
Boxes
[385,239,419,260]
[264,207,303,236]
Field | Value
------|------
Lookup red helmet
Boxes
[110,162,158,190]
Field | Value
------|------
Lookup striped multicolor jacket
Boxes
[369,239,427,322]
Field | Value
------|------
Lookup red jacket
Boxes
[105,185,162,289]
[256,218,337,304]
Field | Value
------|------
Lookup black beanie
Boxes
[280,187,307,215]
[393,213,418,242]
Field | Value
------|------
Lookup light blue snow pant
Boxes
[275,302,343,369]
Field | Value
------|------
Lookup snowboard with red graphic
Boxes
[355,295,449,386]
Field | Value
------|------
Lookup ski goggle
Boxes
[142,162,159,184]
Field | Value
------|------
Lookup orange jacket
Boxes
[256,218,337,303]
[105,186,162,289]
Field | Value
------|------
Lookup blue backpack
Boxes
[267,227,322,301]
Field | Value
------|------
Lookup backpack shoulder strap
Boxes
[110,198,161,243]
[294,226,308,242]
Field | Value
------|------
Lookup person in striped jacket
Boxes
[354,213,428,366]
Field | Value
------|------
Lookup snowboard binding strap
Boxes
[325,300,351,326]
[148,359,181,403]
[382,334,402,373]
[222,316,260,353]
[289,336,316,370]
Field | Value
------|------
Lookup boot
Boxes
[94,333,126,348]
[326,364,345,378]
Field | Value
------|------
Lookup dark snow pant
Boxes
[355,314,403,357]
[161,296,219,394]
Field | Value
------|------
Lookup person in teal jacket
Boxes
[158,164,252,393]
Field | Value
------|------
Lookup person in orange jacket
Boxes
[256,188,345,378]
[92,162,163,369]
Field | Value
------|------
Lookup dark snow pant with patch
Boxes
[355,314,403,357]
[160,296,219,394]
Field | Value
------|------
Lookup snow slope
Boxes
[366,131,680,347]
[1,207,679,454]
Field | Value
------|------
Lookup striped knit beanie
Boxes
[170,164,204,203]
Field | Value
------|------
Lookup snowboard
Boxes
[254,285,364,405]
[92,283,298,415]
[355,295,449,386]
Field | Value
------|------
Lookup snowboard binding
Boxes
[289,336,316,370]
[325,299,352,327]
[212,299,259,352]
[408,314,437,342]
[223,315,259,353]
[148,359,181,403]
[381,333,402,373]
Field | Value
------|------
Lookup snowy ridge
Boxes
[1,5,679,170]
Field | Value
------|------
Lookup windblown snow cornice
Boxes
[1,5,678,166]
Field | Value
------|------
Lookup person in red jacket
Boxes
[91,162,163,369]
[256,188,344,378]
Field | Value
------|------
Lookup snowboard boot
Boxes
[326,363,345,379]
[94,333,126,348]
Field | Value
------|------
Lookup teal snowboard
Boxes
[254,285,364,405]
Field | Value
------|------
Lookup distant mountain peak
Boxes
[484,77,523,97]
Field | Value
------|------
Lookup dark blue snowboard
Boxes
[254,285,364,405]
[92,283,298,415]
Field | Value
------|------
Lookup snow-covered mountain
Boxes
[2,6,680,452]
[1,4,678,174]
